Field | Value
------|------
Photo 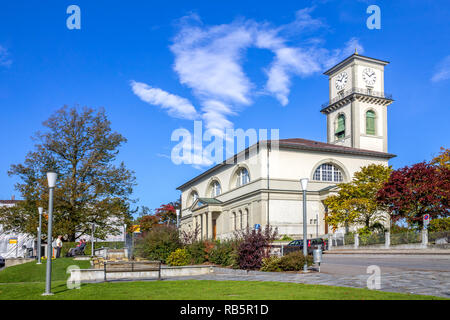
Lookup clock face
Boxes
[335,72,348,91]
[362,68,376,86]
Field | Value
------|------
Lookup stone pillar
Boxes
[422,229,428,247]
[328,234,333,250]
[385,231,390,249]
[354,233,359,249]
[202,214,207,240]
[207,212,213,239]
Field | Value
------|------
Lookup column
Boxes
[354,233,359,249]
[385,231,390,249]
[422,229,428,247]
[207,212,213,239]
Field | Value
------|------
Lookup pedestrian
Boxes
[55,235,63,258]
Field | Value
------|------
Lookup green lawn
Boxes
[0,259,445,300]
[0,280,444,300]
[0,258,90,283]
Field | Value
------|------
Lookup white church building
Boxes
[177,53,396,240]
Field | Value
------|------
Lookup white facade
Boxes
[178,53,395,240]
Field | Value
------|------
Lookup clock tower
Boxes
[321,52,394,153]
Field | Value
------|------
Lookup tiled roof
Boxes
[177,138,396,190]
[0,200,21,205]
[277,138,396,159]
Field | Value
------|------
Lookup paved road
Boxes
[165,254,450,298]
[321,254,450,275]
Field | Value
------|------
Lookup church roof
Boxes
[277,138,396,159]
[176,138,396,190]
[323,53,390,76]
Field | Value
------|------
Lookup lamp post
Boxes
[91,223,96,258]
[300,178,309,273]
[37,207,43,264]
[43,171,57,296]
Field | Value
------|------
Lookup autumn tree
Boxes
[431,147,450,170]
[377,162,450,229]
[324,164,392,231]
[0,106,136,241]
[154,200,180,225]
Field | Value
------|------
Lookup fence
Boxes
[329,229,449,250]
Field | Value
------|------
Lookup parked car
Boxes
[0,256,5,268]
[285,238,328,255]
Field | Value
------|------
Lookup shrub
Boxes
[134,226,181,263]
[428,217,450,232]
[166,248,191,266]
[186,241,207,264]
[236,226,278,270]
[280,235,293,241]
[208,240,238,267]
[260,256,282,272]
[278,251,313,271]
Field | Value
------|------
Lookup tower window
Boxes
[237,168,250,187]
[313,163,343,182]
[366,110,376,135]
[335,114,346,139]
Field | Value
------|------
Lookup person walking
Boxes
[55,235,63,258]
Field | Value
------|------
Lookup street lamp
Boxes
[37,207,43,264]
[91,223,96,258]
[300,178,309,272]
[43,171,57,296]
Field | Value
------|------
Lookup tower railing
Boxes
[321,87,393,110]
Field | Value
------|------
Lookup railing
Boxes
[321,87,393,110]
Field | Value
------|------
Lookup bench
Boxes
[103,260,162,281]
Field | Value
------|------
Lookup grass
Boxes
[0,258,445,300]
[0,258,90,283]
[0,280,445,300]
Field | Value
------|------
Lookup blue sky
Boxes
[0,0,449,212]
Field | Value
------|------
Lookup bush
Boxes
[278,251,313,271]
[208,241,238,267]
[134,226,181,263]
[186,241,207,265]
[260,256,282,272]
[166,248,191,266]
[428,217,450,232]
[236,226,278,270]
[261,252,313,272]
[280,235,293,241]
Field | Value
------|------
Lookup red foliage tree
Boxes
[377,162,450,228]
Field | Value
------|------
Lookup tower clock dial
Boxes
[362,68,376,86]
[335,71,348,91]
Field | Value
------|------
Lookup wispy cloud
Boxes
[130,81,198,120]
[431,55,450,82]
[131,8,365,165]
[0,45,12,67]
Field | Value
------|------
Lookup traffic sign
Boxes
[423,214,430,228]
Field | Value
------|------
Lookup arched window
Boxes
[188,191,199,206]
[313,163,343,182]
[210,181,221,197]
[335,114,346,139]
[366,110,376,135]
[237,168,250,187]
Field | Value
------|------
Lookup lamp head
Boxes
[300,178,309,191]
[38,207,44,215]
[46,171,57,188]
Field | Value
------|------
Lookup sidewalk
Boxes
[326,249,450,255]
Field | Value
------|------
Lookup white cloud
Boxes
[132,8,366,167]
[0,45,12,67]
[130,81,198,120]
[431,55,450,82]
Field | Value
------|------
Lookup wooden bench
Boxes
[103,261,162,281]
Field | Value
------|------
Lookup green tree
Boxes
[0,106,136,241]
[324,164,392,231]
